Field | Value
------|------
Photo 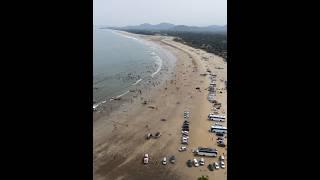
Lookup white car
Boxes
[220,155,225,161]
[182,131,189,136]
[181,136,189,140]
[182,135,189,138]
[199,158,205,166]
[143,154,149,164]
[193,158,199,167]
[214,162,219,169]
[220,161,225,169]
[162,157,167,165]
[179,146,187,152]
[181,137,188,144]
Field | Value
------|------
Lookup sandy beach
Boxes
[93,31,227,180]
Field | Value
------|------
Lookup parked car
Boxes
[143,154,149,164]
[187,160,193,167]
[162,157,167,165]
[208,164,214,171]
[182,132,189,136]
[154,132,161,138]
[216,132,224,136]
[220,161,225,169]
[217,141,226,147]
[146,133,152,140]
[181,138,188,144]
[193,158,199,167]
[219,155,225,161]
[169,155,176,164]
[182,124,189,128]
[179,146,187,152]
[182,135,189,138]
[199,158,205,165]
[182,135,189,139]
[214,162,219,169]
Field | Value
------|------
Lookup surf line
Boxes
[132,78,143,85]
[151,55,163,78]
[110,90,130,101]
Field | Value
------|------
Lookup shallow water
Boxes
[93,28,165,104]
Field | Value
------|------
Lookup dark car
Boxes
[217,142,226,147]
[216,132,224,136]
[169,155,176,164]
[208,164,214,171]
[187,160,193,167]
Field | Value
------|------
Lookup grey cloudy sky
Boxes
[94,0,227,26]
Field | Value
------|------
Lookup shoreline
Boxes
[93,30,176,119]
[94,30,227,180]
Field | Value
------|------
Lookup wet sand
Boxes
[93,31,227,180]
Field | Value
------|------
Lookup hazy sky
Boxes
[94,0,227,26]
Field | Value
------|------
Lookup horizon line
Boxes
[93,23,227,27]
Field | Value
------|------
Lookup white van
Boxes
[143,154,149,164]
[200,158,205,166]
[193,158,199,167]
[162,157,167,165]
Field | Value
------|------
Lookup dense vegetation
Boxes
[198,175,209,180]
[169,31,227,60]
[110,28,227,60]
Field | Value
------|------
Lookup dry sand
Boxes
[93,31,227,180]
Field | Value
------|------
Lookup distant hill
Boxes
[110,23,227,33]
[121,23,176,30]
[170,25,226,32]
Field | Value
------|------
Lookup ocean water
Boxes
[93,28,165,105]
